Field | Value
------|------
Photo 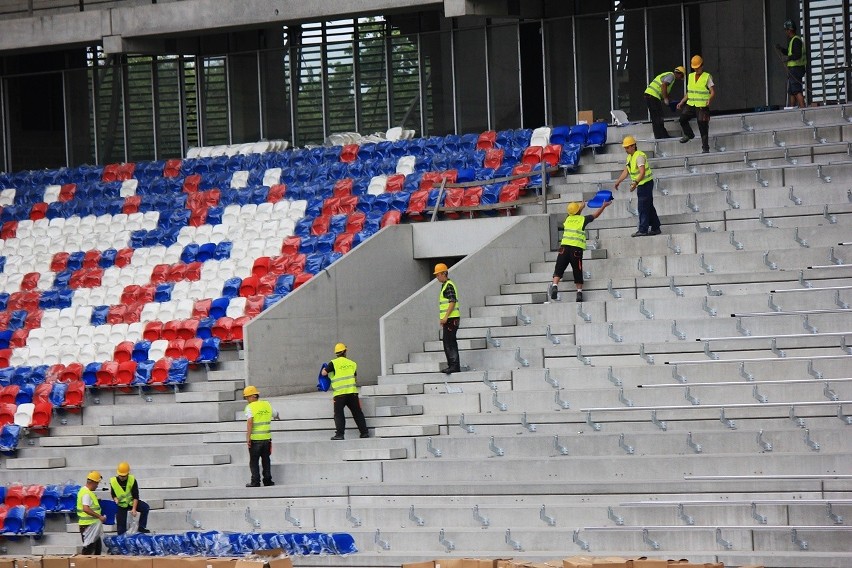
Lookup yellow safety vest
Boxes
[439,279,461,320]
[627,150,654,185]
[76,487,101,526]
[644,72,674,99]
[560,215,587,249]
[245,400,273,440]
[787,35,806,67]
[686,71,712,107]
[329,356,358,397]
[110,475,136,508]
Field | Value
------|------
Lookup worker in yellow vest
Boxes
[434,263,461,374]
[243,385,279,487]
[77,471,106,555]
[321,343,369,440]
[549,199,610,303]
[110,462,150,535]
[644,66,686,139]
[614,135,661,237]
[676,55,716,153]
[776,19,806,108]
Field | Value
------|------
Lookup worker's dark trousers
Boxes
[333,393,368,437]
[248,439,272,485]
[442,317,461,372]
[645,95,670,139]
[679,105,710,152]
[117,501,150,535]
[80,525,102,555]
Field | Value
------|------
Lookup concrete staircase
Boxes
[1,105,850,567]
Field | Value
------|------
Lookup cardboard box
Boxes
[41,557,71,568]
[0,560,14,568]
[630,559,668,568]
[403,562,435,568]
[564,557,595,568]
[593,559,628,568]
[205,560,239,568]
[495,559,515,568]
[15,558,42,568]
[68,557,99,568]
[463,560,498,568]
[577,110,594,124]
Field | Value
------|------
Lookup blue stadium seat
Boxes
[60,484,81,512]
[40,485,61,512]
[82,363,100,387]
[587,122,608,146]
[2,505,25,534]
[222,278,242,299]
[568,124,590,146]
[24,506,46,534]
[199,338,221,363]
[0,424,21,453]
[49,383,68,407]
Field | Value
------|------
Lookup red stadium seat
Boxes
[23,485,45,508]
[239,276,259,297]
[183,338,202,362]
[462,187,483,208]
[192,299,212,319]
[122,195,141,214]
[381,210,402,227]
[116,163,136,181]
[162,320,181,341]
[0,387,18,406]
[484,148,505,169]
[345,212,366,234]
[312,215,331,236]
[115,248,134,268]
[177,319,199,340]
[101,163,120,182]
[251,257,271,277]
[61,363,83,383]
[165,339,185,359]
[163,159,181,178]
[256,274,277,296]
[385,174,405,192]
[5,484,25,507]
[113,341,134,363]
[96,362,118,387]
[267,183,286,202]
[293,272,313,290]
[115,361,137,388]
[521,146,544,166]
[183,174,201,193]
[333,178,353,196]
[20,273,39,291]
[107,305,128,324]
[340,144,359,163]
[143,321,164,341]
[59,183,77,201]
[477,130,497,150]
[443,188,465,219]
[0,403,16,425]
[34,384,52,404]
[543,143,562,166]
[50,252,69,272]
[281,236,300,256]
[285,254,306,275]
[334,233,355,254]
[10,329,27,348]
[151,359,170,384]
[244,296,264,318]
[189,209,208,227]
[29,202,48,220]
[150,264,169,284]
[63,382,84,407]
[1,221,17,240]
[231,316,251,341]
[30,403,52,430]
[212,317,234,341]
[83,250,101,269]
[185,262,202,281]
[406,190,430,220]
[268,255,290,276]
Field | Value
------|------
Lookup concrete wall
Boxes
[380,214,549,375]
[243,215,528,396]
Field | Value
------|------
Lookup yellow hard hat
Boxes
[334,342,347,354]
[674,65,686,75]
[116,462,130,476]
[243,385,259,398]
[622,135,636,148]
[87,471,102,483]
[690,55,703,69]
[433,263,448,275]
[567,202,585,216]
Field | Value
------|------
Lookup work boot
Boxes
[679,135,693,143]
[330,435,344,440]
[575,291,584,303]
[548,283,558,301]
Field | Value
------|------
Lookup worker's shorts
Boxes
[787,66,806,95]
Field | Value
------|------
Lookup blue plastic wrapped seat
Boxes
[154,283,174,303]
[560,143,582,170]
[304,253,324,274]
[315,233,336,254]
[197,243,217,263]
[167,358,189,383]
[49,383,68,407]
[196,317,216,340]
[588,121,608,146]
[298,235,318,254]
[15,384,34,404]
[40,485,62,512]
[222,278,242,299]
[133,360,155,386]
[82,362,100,386]
[550,125,570,145]
[214,241,233,260]
[0,424,21,452]
[0,331,12,350]
[274,274,295,295]
[209,298,230,319]
[180,243,200,264]
[132,341,151,363]
[293,217,314,238]
[3,505,25,534]
[568,124,590,146]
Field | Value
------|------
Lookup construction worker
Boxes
[243,385,279,487]
[549,199,610,303]
[110,462,151,535]
[321,343,369,440]
[677,55,716,153]
[434,263,461,374]
[77,471,106,555]
[614,135,661,237]
[644,66,686,139]
[776,19,806,108]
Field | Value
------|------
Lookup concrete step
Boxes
[373,405,423,417]
[168,453,231,466]
[5,457,66,469]
[361,383,425,396]
[374,424,440,437]
[424,338,486,351]
[343,447,408,461]
[175,390,236,402]
[38,435,99,447]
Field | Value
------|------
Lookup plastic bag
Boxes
[82,521,103,546]
[126,512,139,535]
[316,363,330,392]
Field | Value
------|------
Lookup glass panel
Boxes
[155,56,184,159]
[229,52,261,144]
[259,48,292,144]
[91,53,126,164]
[390,30,425,135]
[645,6,685,126]
[125,57,155,162]
[518,20,544,129]
[183,57,199,151]
[489,21,521,131]
[326,37,356,136]
[454,25,488,134]
[292,30,325,146]
[420,29,452,136]
[6,72,66,170]
[358,19,389,134]
[544,16,576,127]
[199,56,229,147]
[614,7,648,121]
[575,14,611,122]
